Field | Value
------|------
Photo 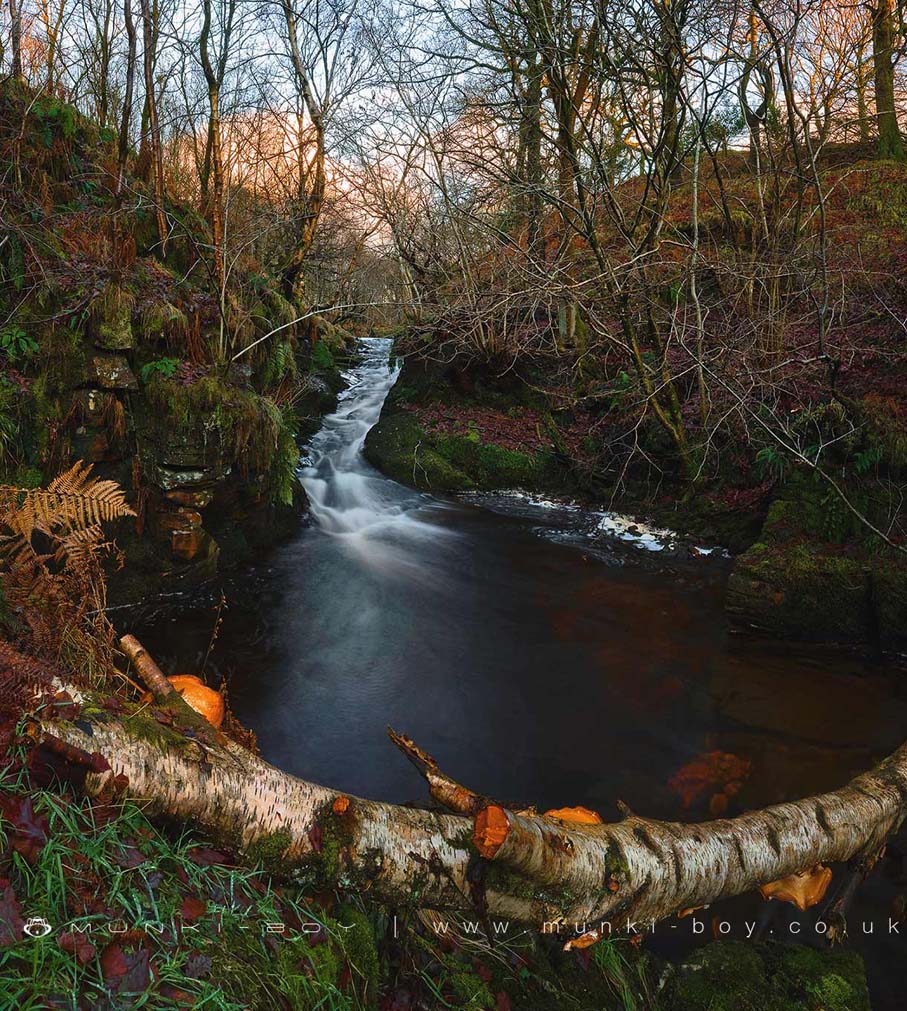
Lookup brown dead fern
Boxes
[0,460,134,541]
[0,461,135,685]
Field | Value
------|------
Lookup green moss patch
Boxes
[661,941,870,1011]
[727,475,907,646]
[364,409,561,492]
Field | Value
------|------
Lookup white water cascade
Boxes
[299,337,428,537]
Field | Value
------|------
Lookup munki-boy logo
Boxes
[23,917,53,938]
[17,916,354,939]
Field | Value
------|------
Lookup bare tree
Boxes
[871,0,905,159]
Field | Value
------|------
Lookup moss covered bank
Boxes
[366,353,907,649]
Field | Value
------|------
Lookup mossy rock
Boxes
[90,282,135,350]
[661,941,870,1011]
[86,352,138,389]
[365,407,562,493]
[314,316,355,353]
[364,411,471,489]
[727,478,907,646]
[139,299,189,345]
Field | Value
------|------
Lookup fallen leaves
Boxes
[100,942,153,993]
[58,929,97,965]
[0,878,24,947]
[0,794,49,864]
[185,846,232,867]
[116,840,147,869]
[179,894,207,924]
[668,750,751,813]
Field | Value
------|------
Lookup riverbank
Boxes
[1,339,898,1011]
[0,80,363,606]
[0,766,872,1010]
[364,350,907,650]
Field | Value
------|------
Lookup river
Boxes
[130,336,907,1004]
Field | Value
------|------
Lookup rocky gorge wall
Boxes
[67,300,350,603]
[0,85,362,604]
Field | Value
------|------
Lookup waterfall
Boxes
[299,337,421,535]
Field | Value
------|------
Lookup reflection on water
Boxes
[127,338,907,1007]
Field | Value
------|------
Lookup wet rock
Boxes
[81,431,112,463]
[164,488,214,508]
[148,463,228,491]
[726,485,907,647]
[155,426,224,470]
[88,354,138,390]
[72,389,108,425]
[156,508,203,534]
[171,527,214,562]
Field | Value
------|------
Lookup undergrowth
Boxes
[0,737,658,1011]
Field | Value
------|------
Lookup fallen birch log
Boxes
[33,640,907,935]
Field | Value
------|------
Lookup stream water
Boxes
[131,337,907,1003]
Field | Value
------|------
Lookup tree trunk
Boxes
[856,44,871,144]
[138,0,168,253]
[740,11,773,172]
[199,0,235,302]
[10,0,23,80]
[281,117,325,303]
[281,0,327,303]
[520,54,544,264]
[871,0,905,161]
[116,0,137,199]
[655,0,685,186]
[40,675,907,935]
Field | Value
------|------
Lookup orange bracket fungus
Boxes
[543,806,603,825]
[142,675,225,729]
[759,864,833,912]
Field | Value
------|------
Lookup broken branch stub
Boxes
[120,634,174,699]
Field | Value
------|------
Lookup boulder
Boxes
[171,526,214,563]
[155,508,203,534]
[154,425,223,470]
[148,463,229,492]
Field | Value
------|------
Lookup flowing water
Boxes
[131,337,907,1004]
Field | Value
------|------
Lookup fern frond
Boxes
[0,532,46,571]
[0,461,135,541]
[53,525,107,566]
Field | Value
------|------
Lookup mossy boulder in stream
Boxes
[727,473,907,647]
[364,356,567,492]
[364,409,557,491]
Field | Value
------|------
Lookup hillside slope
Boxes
[0,83,349,599]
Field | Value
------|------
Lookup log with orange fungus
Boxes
[33,639,907,936]
[759,864,833,911]
[543,806,603,825]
